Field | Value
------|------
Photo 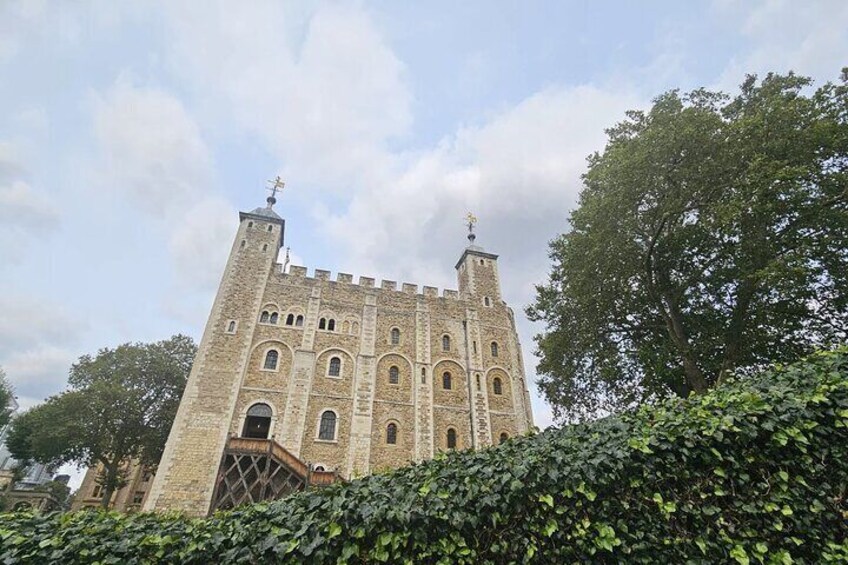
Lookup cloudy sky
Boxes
[1,0,846,474]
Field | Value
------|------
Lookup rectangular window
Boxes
[92,485,102,498]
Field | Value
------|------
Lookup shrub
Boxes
[1,349,847,563]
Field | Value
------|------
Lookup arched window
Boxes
[328,319,336,331]
[240,240,246,249]
[227,320,236,333]
[499,432,509,444]
[263,350,279,370]
[491,342,499,357]
[260,311,270,323]
[442,372,452,390]
[269,312,279,324]
[262,244,268,252]
[389,366,399,385]
[484,297,490,307]
[421,367,426,384]
[447,428,457,449]
[390,328,400,345]
[242,403,272,439]
[248,221,253,228]
[295,315,304,327]
[285,314,294,326]
[267,224,273,232]
[493,377,503,395]
[328,356,341,377]
[318,411,337,440]
[314,465,325,472]
[442,335,451,352]
[386,423,398,445]
[319,318,327,330]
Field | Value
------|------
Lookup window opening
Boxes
[295,315,304,327]
[318,411,337,440]
[319,318,326,330]
[227,320,236,333]
[390,328,400,345]
[328,319,336,331]
[499,432,509,444]
[242,403,272,439]
[269,312,278,324]
[386,423,398,445]
[263,350,279,370]
[493,377,503,395]
[491,342,499,357]
[447,428,457,449]
[389,365,399,384]
[328,356,341,377]
[442,335,450,352]
[442,372,452,390]
[260,311,270,323]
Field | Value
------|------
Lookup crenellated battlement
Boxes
[278,265,461,300]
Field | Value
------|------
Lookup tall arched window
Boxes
[442,372,452,390]
[389,366,399,385]
[263,350,279,370]
[442,335,451,352]
[227,320,236,333]
[319,318,327,330]
[269,312,279,324]
[285,314,294,326]
[242,403,272,439]
[493,377,503,395]
[295,315,304,327]
[260,311,270,323]
[499,432,509,444]
[318,411,337,440]
[447,428,457,449]
[390,328,400,345]
[328,356,341,377]
[386,423,397,445]
[491,342,499,357]
[328,319,336,331]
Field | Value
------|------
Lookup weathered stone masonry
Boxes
[145,198,533,515]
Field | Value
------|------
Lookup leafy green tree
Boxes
[0,366,15,429]
[528,71,848,420]
[6,335,196,507]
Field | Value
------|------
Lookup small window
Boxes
[319,318,326,330]
[499,432,509,444]
[92,485,102,498]
[314,465,325,472]
[132,491,144,505]
[493,377,503,395]
[442,335,451,352]
[285,314,294,326]
[389,365,399,385]
[240,240,246,249]
[318,411,337,440]
[267,225,273,232]
[386,423,397,445]
[480,259,484,265]
[248,221,253,228]
[442,372,452,390]
[476,374,481,390]
[260,311,270,323]
[295,315,304,327]
[447,428,457,449]
[227,320,236,333]
[472,341,477,354]
[264,350,279,370]
[390,328,400,345]
[269,312,279,324]
[328,356,341,377]
[142,471,152,482]
[421,367,426,384]
[328,319,336,332]
[484,297,490,307]
[491,342,499,357]
[262,243,268,252]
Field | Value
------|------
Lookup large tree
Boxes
[6,335,196,507]
[528,71,848,421]
[0,367,14,429]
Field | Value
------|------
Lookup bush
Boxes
[1,350,847,563]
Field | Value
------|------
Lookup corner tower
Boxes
[144,190,284,516]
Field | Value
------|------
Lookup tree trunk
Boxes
[716,278,757,385]
[662,293,709,395]
[100,460,121,509]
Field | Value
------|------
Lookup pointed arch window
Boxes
[491,342,499,357]
[493,377,503,395]
[389,365,399,385]
[447,428,457,449]
[390,328,400,345]
[269,312,279,324]
[318,411,337,440]
[295,315,304,327]
[386,423,397,445]
[285,314,294,326]
[442,335,451,352]
[263,350,279,370]
[260,311,270,323]
[242,403,272,439]
[442,372,452,390]
[328,356,341,377]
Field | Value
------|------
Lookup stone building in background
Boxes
[144,186,534,516]
[71,460,153,511]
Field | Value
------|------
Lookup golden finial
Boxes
[466,212,478,244]
[266,176,285,207]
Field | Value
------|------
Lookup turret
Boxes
[455,213,502,304]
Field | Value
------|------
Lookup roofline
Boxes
[454,248,499,270]
[239,210,285,225]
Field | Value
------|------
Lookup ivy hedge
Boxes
[2,349,847,564]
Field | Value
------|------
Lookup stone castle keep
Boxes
[144,189,534,516]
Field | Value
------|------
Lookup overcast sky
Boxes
[1,0,846,484]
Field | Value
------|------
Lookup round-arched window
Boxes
[442,372,452,390]
[243,403,272,439]
[389,365,399,385]
[447,428,457,449]
[493,377,503,395]
[390,328,400,345]
[263,350,279,370]
[328,356,341,377]
[319,411,337,440]
[386,423,398,445]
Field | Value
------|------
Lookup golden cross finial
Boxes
[267,176,285,199]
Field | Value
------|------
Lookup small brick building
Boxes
[144,193,534,516]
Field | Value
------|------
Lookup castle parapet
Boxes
[402,283,417,294]
[443,289,459,299]
[359,276,375,288]
[337,273,353,283]
[423,286,438,298]
[381,280,397,291]
[314,269,330,281]
[289,265,307,277]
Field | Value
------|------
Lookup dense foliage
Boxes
[6,335,196,508]
[528,70,848,419]
[2,349,847,563]
[0,366,15,429]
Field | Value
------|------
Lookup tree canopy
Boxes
[0,367,15,430]
[527,71,848,420]
[6,335,196,507]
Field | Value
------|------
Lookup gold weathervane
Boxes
[267,176,285,200]
[466,212,478,243]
